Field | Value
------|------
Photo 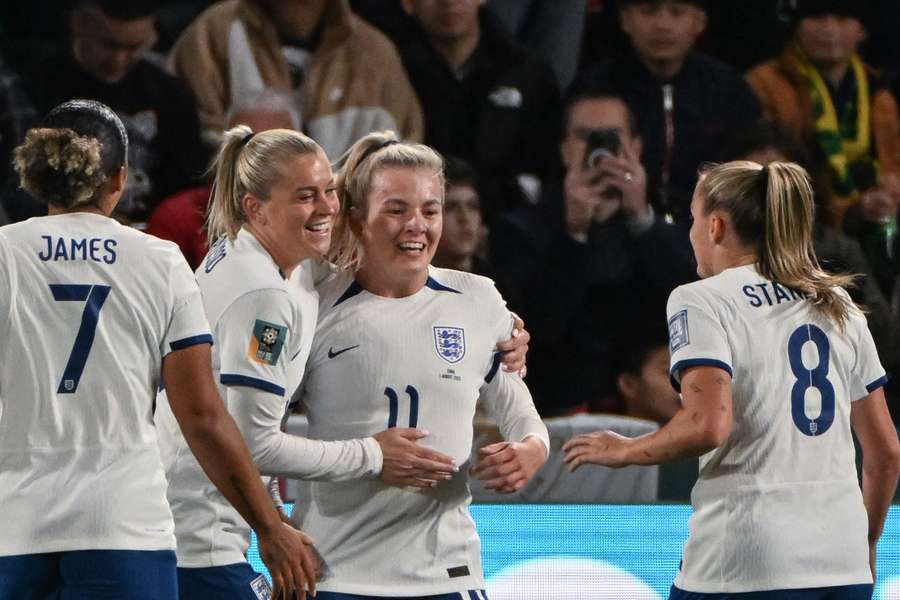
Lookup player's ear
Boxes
[709,212,726,244]
[242,194,265,225]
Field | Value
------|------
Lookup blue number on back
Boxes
[787,323,835,436]
[50,284,112,394]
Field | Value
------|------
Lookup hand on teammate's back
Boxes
[374,428,458,488]
[471,437,547,493]
[256,522,318,600]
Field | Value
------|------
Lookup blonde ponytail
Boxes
[699,161,857,329]
[206,125,322,245]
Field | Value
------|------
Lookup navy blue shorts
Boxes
[0,549,177,600]
[178,562,271,600]
[315,591,489,600]
[669,583,873,600]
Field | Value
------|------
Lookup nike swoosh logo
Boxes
[328,345,360,359]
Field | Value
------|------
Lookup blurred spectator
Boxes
[432,156,491,277]
[746,0,900,227]
[700,1,792,71]
[606,318,680,424]
[391,0,561,224]
[0,54,37,224]
[17,0,207,224]
[577,0,760,224]
[170,0,422,158]
[843,167,900,298]
[487,0,585,91]
[723,120,900,423]
[490,86,695,417]
[146,88,298,268]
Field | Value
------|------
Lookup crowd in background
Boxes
[2,0,900,429]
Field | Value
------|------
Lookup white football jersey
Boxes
[0,213,211,556]
[156,228,318,567]
[295,266,548,596]
[667,264,884,593]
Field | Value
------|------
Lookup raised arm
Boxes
[564,365,732,469]
[851,387,900,580]
[163,344,316,599]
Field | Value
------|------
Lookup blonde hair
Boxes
[330,130,445,270]
[698,161,857,328]
[206,125,322,244]
[15,128,106,208]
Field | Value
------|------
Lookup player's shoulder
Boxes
[314,268,356,313]
[668,266,749,310]
[426,266,501,300]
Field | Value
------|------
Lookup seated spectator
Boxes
[0,54,37,224]
[146,89,298,268]
[490,86,696,417]
[746,0,900,226]
[604,319,680,424]
[169,0,422,158]
[487,0,585,91]
[389,0,561,224]
[16,0,207,224]
[577,0,760,224]
[723,120,900,423]
[432,156,492,277]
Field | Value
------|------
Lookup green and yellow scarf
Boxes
[792,45,877,200]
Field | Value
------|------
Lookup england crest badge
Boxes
[434,326,465,364]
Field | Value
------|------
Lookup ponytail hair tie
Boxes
[358,138,399,165]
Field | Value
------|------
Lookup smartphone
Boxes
[583,128,621,170]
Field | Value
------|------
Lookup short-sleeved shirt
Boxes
[297,266,547,596]
[156,228,318,567]
[667,264,885,593]
[0,213,211,556]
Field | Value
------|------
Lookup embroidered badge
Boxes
[668,309,690,353]
[434,326,466,364]
[249,573,272,600]
[248,320,287,365]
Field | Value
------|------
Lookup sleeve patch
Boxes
[668,309,690,352]
[248,320,287,366]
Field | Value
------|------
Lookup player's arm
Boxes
[564,365,733,469]
[163,343,316,599]
[851,387,900,578]
[223,291,455,487]
[472,362,549,493]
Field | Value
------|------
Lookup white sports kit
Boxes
[156,229,381,568]
[667,264,886,593]
[0,213,212,557]
[296,266,549,596]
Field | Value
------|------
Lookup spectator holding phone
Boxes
[491,86,696,416]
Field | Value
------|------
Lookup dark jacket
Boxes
[390,7,561,224]
[490,178,696,416]
[580,50,761,223]
[22,51,208,222]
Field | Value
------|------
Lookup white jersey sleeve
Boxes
[217,289,298,397]
[848,310,888,400]
[229,385,382,480]
[666,283,734,390]
[476,284,549,453]
[161,251,213,356]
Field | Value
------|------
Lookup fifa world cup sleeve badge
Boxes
[248,319,287,365]
[668,309,690,353]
